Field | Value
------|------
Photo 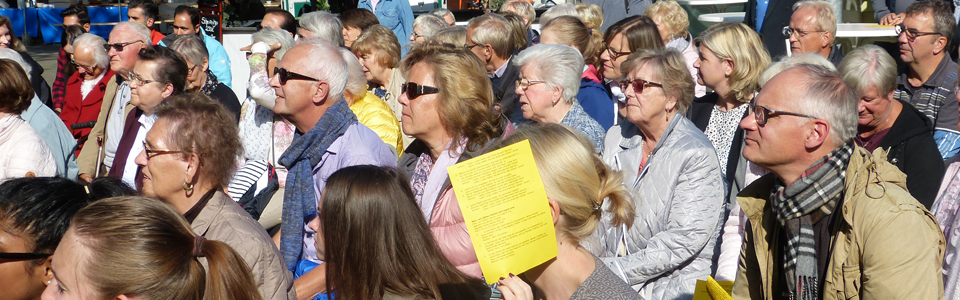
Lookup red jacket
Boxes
[60,70,116,155]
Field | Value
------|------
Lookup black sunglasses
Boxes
[618,78,663,94]
[0,252,51,261]
[748,102,818,126]
[102,40,143,52]
[274,67,320,85]
[401,82,439,99]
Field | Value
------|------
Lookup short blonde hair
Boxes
[696,22,770,103]
[541,16,604,65]
[575,3,603,30]
[500,1,535,26]
[621,48,695,113]
[644,0,689,41]
[352,25,402,69]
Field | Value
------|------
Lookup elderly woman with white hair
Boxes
[229,27,296,228]
[409,13,447,45]
[338,48,403,154]
[513,44,605,152]
[298,11,345,46]
[169,34,241,121]
[60,33,114,155]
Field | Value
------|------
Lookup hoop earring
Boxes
[184,182,195,196]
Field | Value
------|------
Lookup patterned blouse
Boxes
[704,104,747,175]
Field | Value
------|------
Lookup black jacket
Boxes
[874,100,945,209]
[686,93,747,186]
[493,58,522,123]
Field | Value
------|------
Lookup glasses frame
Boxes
[128,71,159,86]
[103,40,143,52]
[400,82,440,99]
[0,252,51,261]
[411,31,426,40]
[895,24,941,41]
[606,46,631,60]
[516,78,546,91]
[782,26,826,38]
[618,78,663,94]
[749,102,819,126]
[70,57,97,71]
[142,141,184,160]
[463,42,481,50]
[274,67,320,85]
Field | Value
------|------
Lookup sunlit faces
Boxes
[107,29,145,75]
[127,7,152,29]
[398,62,445,139]
[857,85,895,128]
[297,27,316,40]
[184,60,207,92]
[739,69,812,170]
[268,47,323,119]
[343,26,362,48]
[260,13,285,31]
[172,13,198,36]
[62,15,80,27]
[623,62,673,126]
[0,24,11,49]
[358,52,391,85]
[134,118,188,200]
[788,7,828,56]
[41,229,101,300]
[600,33,630,80]
[515,65,562,123]
[464,27,486,64]
[72,47,103,80]
[692,45,728,90]
[129,60,172,114]
[0,227,51,300]
[898,13,940,63]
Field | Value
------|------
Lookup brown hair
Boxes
[542,16,604,65]
[71,196,261,300]
[621,48,695,113]
[400,43,504,154]
[500,12,529,51]
[351,25,402,69]
[604,15,664,52]
[0,16,26,52]
[153,93,242,188]
[494,123,634,241]
[322,165,486,300]
[0,59,33,114]
[339,8,379,31]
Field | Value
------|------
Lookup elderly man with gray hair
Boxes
[298,11,345,46]
[731,63,944,299]
[59,33,114,156]
[786,0,843,65]
[466,13,522,122]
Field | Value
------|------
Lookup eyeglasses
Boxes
[618,78,663,94]
[400,82,439,99]
[895,24,941,41]
[782,26,825,38]
[411,31,426,40]
[606,46,631,60]
[128,71,159,86]
[0,252,51,261]
[274,67,320,85]
[748,102,818,126]
[102,40,143,52]
[187,64,199,74]
[142,141,183,159]
[70,58,96,70]
[516,78,546,90]
[463,43,481,50]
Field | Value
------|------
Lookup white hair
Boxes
[412,14,448,38]
[0,49,31,80]
[299,11,345,47]
[759,53,835,87]
[793,0,837,45]
[339,48,367,99]
[513,44,584,104]
[73,33,110,69]
[112,21,151,44]
[773,64,857,146]
[539,4,578,25]
[253,27,296,61]
[295,41,347,102]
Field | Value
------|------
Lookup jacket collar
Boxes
[878,100,935,147]
[190,191,231,237]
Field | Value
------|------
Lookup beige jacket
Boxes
[76,75,134,177]
[193,191,297,300]
[732,147,945,300]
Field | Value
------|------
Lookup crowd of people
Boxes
[4,0,960,299]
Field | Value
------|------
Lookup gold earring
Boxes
[183,182,195,193]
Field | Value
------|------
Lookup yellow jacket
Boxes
[349,92,403,156]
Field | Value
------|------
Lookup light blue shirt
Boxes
[22,95,79,179]
[358,0,415,51]
[756,0,771,31]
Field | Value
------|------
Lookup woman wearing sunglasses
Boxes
[599,16,663,118]
[133,93,296,300]
[0,176,134,300]
[598,48,724,299]
[512,43,605,153]
[397,43,503,278]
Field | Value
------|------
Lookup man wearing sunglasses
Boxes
[268,41,396,300]
[76,22,150,183]
[893,0,959,160]
[732,64,944,299]
[159,5,232,89]
[59,33,116,158]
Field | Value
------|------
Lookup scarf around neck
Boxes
[771,142,853,300]
[277,99,357,271]
[200,70,220,96]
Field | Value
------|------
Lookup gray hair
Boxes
[759,53,835,87]
[339,48,367,99]
[295,41,347,102]
[468,14,514,58]
[73,33,109,69]
[837,44,897,97]
[793,0,837,45]
[539,4,578,25]
[112,21,151,44]
[430,26,467,46]
[0,49,30,80]
[413,14,448,38]
[168,34,208,66]
[299,11,345,47]
[500,1,536,25]
[513,44,584,104]
[430,8,455,24]
[781,64,858,146]
[252,28,296,62]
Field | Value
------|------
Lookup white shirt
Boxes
[120,113,156,188]
[80,72,106,100]
[103,82,131,169]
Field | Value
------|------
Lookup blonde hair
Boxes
[644,0,689,41]
[575,3,604,31]
[400,43,504,153]
[621,48,696,113]
[500,1,535,26]
[352,25,402,69]
[695,22,770,103]
[541,16,604,65]
[495,123,634,241]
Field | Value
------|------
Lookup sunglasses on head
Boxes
[103,40,143,52]
[274,67,320,85]
[400,82,439,99]
[618,78,663,94]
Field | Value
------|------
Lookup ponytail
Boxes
[594,156,635,229]
[199,239,263,300]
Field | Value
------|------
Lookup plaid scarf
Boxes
[771,143,853,300]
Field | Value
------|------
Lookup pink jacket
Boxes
[430,187,482,278]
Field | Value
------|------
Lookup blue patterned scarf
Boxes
[278,99,357,271]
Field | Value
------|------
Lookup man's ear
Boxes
[934,35,949,55]
[821,32,833,49]
[483,44,494,62]
[312,81,330,105]
[804,119,831,149]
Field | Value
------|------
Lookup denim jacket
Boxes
[358,0,414,49]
